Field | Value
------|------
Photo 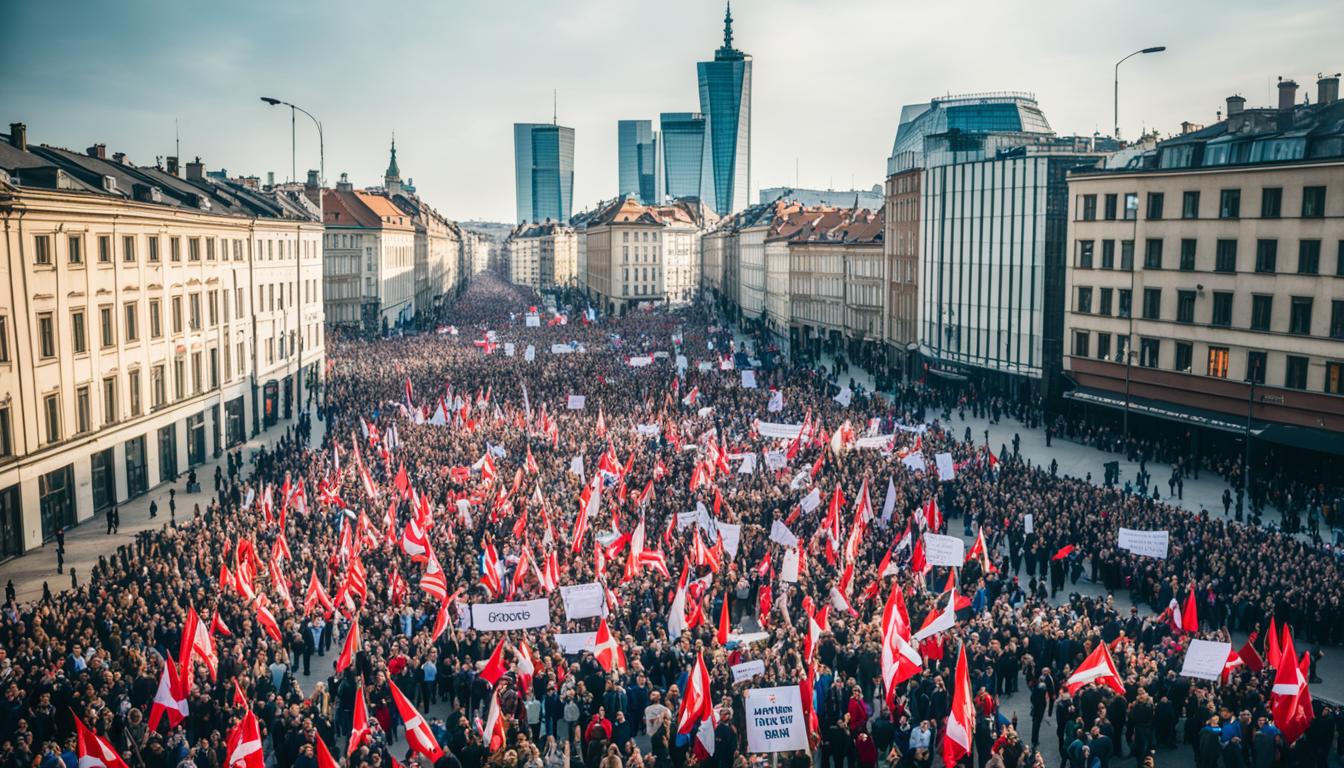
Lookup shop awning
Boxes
[1257,423,1344,456]
[1063,387,1261,434]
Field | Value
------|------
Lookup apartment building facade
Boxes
[322,181,415,334]
[580,197,713,315]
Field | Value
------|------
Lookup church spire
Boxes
[385,133,400,180]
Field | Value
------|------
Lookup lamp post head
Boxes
[260,97,282,106]
[1141,46,1166,54]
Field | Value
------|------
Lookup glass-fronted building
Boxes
[660,112,708,203]
[618,120,658,205]
[696,5,751,216]
[514,123,575,223]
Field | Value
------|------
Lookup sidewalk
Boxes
[0,412,325,603]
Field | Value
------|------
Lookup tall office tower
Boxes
[660,112,708,202]
[514,122,575,223]
[618,120,658,204]
[696,2,751,216]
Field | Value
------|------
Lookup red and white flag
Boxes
[594,617,627,673]
[943,645,974,768]
[336,621,360,675]
[1270,629,1314,743]
[420,550,449,602]
[966,528,998,574]
[482,690,508,751]
[75,713,129,768]
[147,656,189,732]
[254,595,282,642]
[225,710,265,768]
[1065,642,1126,695]
[390,681,444,762]
[676,651,716,760]
[348,686,371,757]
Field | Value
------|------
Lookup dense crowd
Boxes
[0,273,1341,768]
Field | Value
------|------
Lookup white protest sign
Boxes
[799,488,822,514]
[732,660,765,683]
[744,686,809,753]
[636,424,661,436]
[922,533,966,567]
[901,451,927,473]
[1181,639,1232,681]
[504,343,516,357]
[935,452,956,480]
[755,421,804,440]
[526,315,541,327]
[765,451,787,470]
[569,456,584,477]
[769,520,798,547]
[716,522,741,558]
[554,632,597,655]
[768,390,784,413]
[1118,528,1170,559]
[676,355,688,372]
[834,387,853,408]
[470,598,550,631]
[567,395,586,410]
[730,631,770,645]
[698,361,714,372]
[738,453,758,474]
[525,345,536,361]
[1023,514,1034,534]
[780,548,799,582]
[741,370,758,389]
[677,511,699,530]
[628,356,653,367]
[457,602,472,629]
[552,344,575,354]
[559,583,607,620]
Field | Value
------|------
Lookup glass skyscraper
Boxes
[514,122,575,223]
[660,112,707,203]
[696,3,751,216]
[617,120,658,204]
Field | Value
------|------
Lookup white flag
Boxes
[768,390,784,413]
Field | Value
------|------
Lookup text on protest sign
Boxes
[744,686,809,753]
[1117,528,1169,559]
[559,582,607,620]
[1180,639,1232,681]
[922,533,966,567]
[554,632,596,655]
[470,598,550,631]
[731,659,765,683]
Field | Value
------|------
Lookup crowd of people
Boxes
[0,273,1341,768]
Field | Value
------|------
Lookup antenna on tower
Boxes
[553,89,557,125]
[175,118,180,159]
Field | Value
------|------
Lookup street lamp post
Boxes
[260,97,324,187]
[1114,46,1167,139]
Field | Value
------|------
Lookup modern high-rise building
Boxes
[514,122,575,224]
[696,3,751,216]
[618,120,658,205]
[660,112,708,202]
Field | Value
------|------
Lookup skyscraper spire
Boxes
[723,2,733,50]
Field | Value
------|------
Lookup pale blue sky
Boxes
[2,0,1338,222]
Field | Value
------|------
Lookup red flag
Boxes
[336,622,360,675]
[1180,587,1199,634]
[348,686,371,757]
[1051,545,1075,560]
[225,710,265,768]
[716,594,731,646]
[231,679,248,709]
[315,738,340,768]
[594,617,627,673]
[1271,630,1313,743]
[254,596,282,642]
[74,713,129,768]
[1065,642,1126,695]
[482,691,508,751]
[676,652,716,760]
[389,681,445,762]
[1267,617,1282,668]
[147,657,189,732]
[479,639,509,685]
[943,645,974,768]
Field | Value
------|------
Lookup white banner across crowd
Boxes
[470,598,550,631]
[1118,528,1170,559]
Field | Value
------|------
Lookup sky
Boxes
[2,0,1338,222]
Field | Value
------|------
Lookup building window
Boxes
[37,312,56,358]
[43,393,61,443]
[98,235,112,263]
[124,302,138,343]
[122,235,135,263]
[1254,239,1277,273]
[68,235,83,265]
[1207,346,1230,378]
[1146,192,1164,219]
[1104,194,1118,220]
[1260,187,1282,218]
[1076,240,1094,268]
[0,316,7,363]
[1215,239,1237,272]
[1219,189,1241,218]
[34,235,52,265]
[1120,240,1134,271]
[1118,289,1132,318]
[99,305,114,348]
[1097,333,1112,361]
[74,386,90,434]
[151,364,166,409]
[1178,239,1196,271]
[1251,295,1273,331]
[1174,341,1193,373]
[173,356,185,400]
[1177,290,1196,323]
[102,376,117,425]
[1302,186,1326,218]
[1140,338,1160,368]
[1144,238,1164,269]
[1326,362,1344,395]
[0,406,9,457]
[1211,292,1233,326]
[170,237,181,262]
[188,238,200,261]
[1246,351,1267,384]
[148,236,160,262]
[172,296,182,334]
[1284,356,1309,389]
[1332,300,1344,339]
[206,239,215,261]
[1076,286,1093,314]
[1072,330,1090,357]
[70,310,86,354]
[1142,288,1162,320]
[149,299,161,338]
[128,369,141,417]
[1101,240,1115,270]
[1182,190,1200,219]
[1289,296,1313,335]
[1123,193,1138,220]
[1081,194,1097,220]
[1298,240,1320,274]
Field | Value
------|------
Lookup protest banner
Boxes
[1181,639,1232,681]
[922,533,966,567]
[744,686,809,753]
[554,632,596,655]
[567,395,586,410]
[470,598,550,631]
[799,488,822,514]
[741,370,758,389]
[732,660,765,683]
[559,583,607,620]
[1118,528,1170,559]
[935,452,956,480]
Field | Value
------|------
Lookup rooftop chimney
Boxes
[306,169,319,189]
[1225,95,1246,116]
[8,123,26,151]
[1277,78,1298,111]
[185,157,205,181]
[165,156,179,176]
[112,152,126,164]
[86,144,106,160]
[267,171,275,188]
[1318,73,1340,105]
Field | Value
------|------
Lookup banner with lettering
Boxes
[470,598,550,631]
[744,686,808,753]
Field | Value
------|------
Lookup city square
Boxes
[0,3,1341,768]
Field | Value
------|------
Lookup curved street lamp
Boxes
[260,96,324,187]
[1115,46,1166,139]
